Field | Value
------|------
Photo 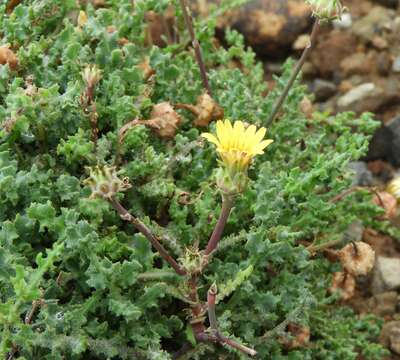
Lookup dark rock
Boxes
[387,116,400,166]
[372,0,399,9]
[215,0,312,58]
[348,162,374,186]
[377,52,392,75]
[311,79,337,101]
[366,126,394,163]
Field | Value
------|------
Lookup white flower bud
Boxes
[306,0,344,20]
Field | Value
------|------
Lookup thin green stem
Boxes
[266,19,320,127]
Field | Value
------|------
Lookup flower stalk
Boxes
[204,194,234,256]
[204,283,257,356]
[179,0,212,96]
[266,19,320,127]
[109,197,187,276]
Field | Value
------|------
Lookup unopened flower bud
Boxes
[339,242,375,276]
[84,166,131,200]
[329,272,356,300]
[82,65,102,90]
[306,0,344,20]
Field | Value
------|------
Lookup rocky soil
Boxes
[214,0,400,358]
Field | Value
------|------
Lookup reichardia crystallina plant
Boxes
[0,0,391,359]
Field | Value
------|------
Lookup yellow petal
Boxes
[243,124,257,151]
[216,120,227,147]
[223,119,234,149]
[253,127,267,144]
[233,121,245,149]
[253,139,274,154]
[201,132,220,146]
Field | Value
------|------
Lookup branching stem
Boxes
[179,0,212,96]
[266,19,320,127]
[109,197,186,276]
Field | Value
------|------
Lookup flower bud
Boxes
[339,242,375,276]
[84,166,131,200]
[216,167,248,195]
[329,272,356,300]
[306,0,344,20]
[82,65,102,90]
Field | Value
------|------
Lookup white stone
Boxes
[372,256,400,294]
[333,13,353,29]
[337,83,376,108]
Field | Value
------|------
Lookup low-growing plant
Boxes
[0,0,390,359]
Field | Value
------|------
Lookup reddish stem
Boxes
[204,195,234,256]
[178,0,212,96]
[109,197,186,276]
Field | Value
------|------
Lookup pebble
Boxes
[333,13,353,29]
[371,256,400,294]
[348,162,374,187]
[337,83,376,109]
[392,56,400,72]
[380,321,400,355]
[312,79,337,101]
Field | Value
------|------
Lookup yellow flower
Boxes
[202,119,273,172]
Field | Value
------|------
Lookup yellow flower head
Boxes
[202,120,273,173]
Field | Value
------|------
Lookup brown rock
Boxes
[340,53,375,77]
[351,292,398,317]
[380,321,400,355]
[352,6,395,44]
[310,31,358,76]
